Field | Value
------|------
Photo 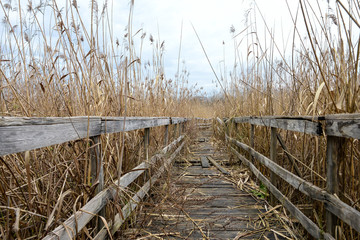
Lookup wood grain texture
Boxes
[0,117,102,156]
[249,118,322,135]
[326,119,360,139]
[0,117,187,156]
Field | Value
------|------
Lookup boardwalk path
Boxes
[121,123,295,239]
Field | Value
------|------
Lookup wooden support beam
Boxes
[325,136,343,235]
[164,125,169,146]
[250,124,255,162]
[90,135,104,231]
[144,128,150,161]
[269,127,278,205]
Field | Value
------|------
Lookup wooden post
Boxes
[178,123,181,136]
[144,128,150,161]
[164,125,169,146]
[234,122,238,138]
[270,127,277,206]
[325,136,343,235]
[173,123,177,139]
[90,135,104,231]
[250,124,255,161]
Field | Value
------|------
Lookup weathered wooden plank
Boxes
[230,147,333,240]
[43,136,185,240]
[233,117,322,135]
[200,156,210,168]
[326,119,360,139]
[207,156,230,175]
[0,117,102,156]
[0,117,187,156]
[233,114,360,138]
[227,135,360,234]
[249,118,322,135]
[101,117,170,134]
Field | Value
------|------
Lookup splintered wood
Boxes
[120,123,298,239]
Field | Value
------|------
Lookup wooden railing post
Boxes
[270,127,278,206]
[144,128,150,161]
[325,135,343,235]
[178,123,181,136]
[90,135,104,231]
[173,123,178,138]
[164,125,169,146]
[250,124,255,161]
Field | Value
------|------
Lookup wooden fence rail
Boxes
[216,114,360,239]
[0,116,188,239]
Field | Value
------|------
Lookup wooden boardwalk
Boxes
[120,123,296,239]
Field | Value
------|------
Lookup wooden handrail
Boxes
[232,115,360,139]
[0,116,187,156]
[216,114,360,238]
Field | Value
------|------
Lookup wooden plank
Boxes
[101,117,170,134]
[207,156,230,175]
[249,118,322,135]
[43,136,185,240]
[227,136,360,234]
[200,156,210,168]
[0,117,102,156]
[0,117,187,156]
[230,147,333,240]
[326,119,360,139]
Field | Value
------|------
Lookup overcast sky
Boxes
[126,0,336,95]
[108,0,302,95]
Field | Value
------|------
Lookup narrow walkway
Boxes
[121,124,296,239]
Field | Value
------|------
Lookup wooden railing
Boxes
[0,116,188,239]
[216,114,360,240]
